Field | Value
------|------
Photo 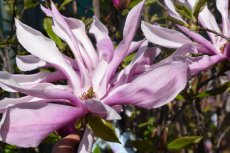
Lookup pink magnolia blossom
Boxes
[0,0,188,149]
[141,0,230,75]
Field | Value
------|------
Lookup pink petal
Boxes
[186,0,196,9]
[178,26,219,54]
[111,41,159,88]
[0,71,81,106]
[16,54,78,71]
[216,0,229,37]
[50,4,91,89]
[16,55,47,71]
[122,1,145,47]
[121,41,158,83]
[0,96,69,113]
[9,71,66,87]
[105,1,145,86]
[164,0,185,22]
[141,22,192,48]
[13,72,50,84]
[0,96,35,113]
[89,17,115,95]
[96,38,114,62]
[188,55,226,75]
[90,16,114,62]
[166,43,199,59]
[0,102,84,147]
[40,5,52,17]
[165,44,227,76]
[89,16,110,43]
[85,99,121,120]
[92,58,109,98]
[77,127,94,153]
[224,42,230,57]
[104,61,188,108]
[198,6,221,46]
[16,54,78,72]
[65,17,98,67]
[126,39,145,55]
[15,19,81,95]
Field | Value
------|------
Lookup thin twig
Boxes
[199,27,230,41]
[216,126,230,149]
[157,0,167,10]
[0,41,18,45]
[197,72,223,90]
[156,99,191,145]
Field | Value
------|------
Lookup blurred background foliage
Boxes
[0,0,230,153]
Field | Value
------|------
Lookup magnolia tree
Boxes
[0,0,229,153]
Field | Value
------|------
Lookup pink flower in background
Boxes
[0,0,188,150]
[141,0,230,75]
[113,0,122,8]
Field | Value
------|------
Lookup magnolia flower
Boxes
[0,0,188,149]
[141,0,230,75]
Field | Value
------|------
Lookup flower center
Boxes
[80,87,97,100]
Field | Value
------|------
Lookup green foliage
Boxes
[167,16,187,26]
[175,2,193,21]
[128,0,143,8]
[131,140,155,152]
[42,133,61,143]
[145,0,158,6]
[193,0,207,19]
[196,81,230,98]
[24,0,39,10]
[167,136,203,150]
[93,145,102,153]
[59,0,73,10]
[43,18,64,48]
[121,52,136,68]
[87,115,120,143]
[0,0,230,153]
[138,118,155,128]
[2,144,17,153]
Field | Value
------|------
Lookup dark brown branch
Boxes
[199,27,230,41]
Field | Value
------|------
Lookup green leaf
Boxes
[24,0,39,9]
[196,81,230,98]
[131,140,155,152]
[167,16,188,27]
[175,94,185,101]
[145,0,157,6]
[93,145,102,153]
[167,136,203,150]
[193,0,207,19]
[122,52,136,68]
[43,18,63,47]
[3,144,17,153]
[175,2,193,20]
[122,9,129,16]
[128,0,143,8]
[138,118,155,128]
[87,115,120,143]
[59,0,73,10]
[43,133,61,143]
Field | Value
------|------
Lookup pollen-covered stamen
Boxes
[80,87,97,100]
